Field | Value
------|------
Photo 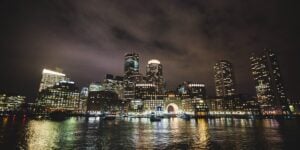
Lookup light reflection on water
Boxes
[0,117,299,149]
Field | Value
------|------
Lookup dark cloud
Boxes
[1,0,300,100]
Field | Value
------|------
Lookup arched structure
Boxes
[166,103,179,114]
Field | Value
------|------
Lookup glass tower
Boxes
[39,68,66,92]
[213,60,236,97]
[124,53,139,79]
[146,59,165,94]
[250,49,290,114]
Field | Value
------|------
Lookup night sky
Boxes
[1,0,300,100]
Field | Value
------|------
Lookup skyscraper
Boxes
[213,60,236,97]
[250,49,289,114]
[39,68,66,92]
[146,59,165,93]
[124,53,139,79]
[124,52,142,101]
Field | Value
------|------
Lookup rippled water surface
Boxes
[0,117,299,149]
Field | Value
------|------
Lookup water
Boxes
[0,117,299,150]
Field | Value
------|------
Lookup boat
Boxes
[150,112,161,122]
[103,112,116,120]
[49,111,69,120]
[179,113,191,120]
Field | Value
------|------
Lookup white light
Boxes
[136,83,155,87]
[42,69,65,76]
[148,59,160,64]
[188,83,205,87]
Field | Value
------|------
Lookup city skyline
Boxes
[1,1,300,100]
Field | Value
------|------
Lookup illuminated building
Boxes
[289,99,300,115]
[206,95,260,117]
[102,74,124,99]
[177,82,206,99]
[194,99,209,118]
[0,94,25,112]
[133,82,167,112]
[213,60,236,97]
[179,82,207,115]
[39,68,67,92]
[143,99,164,112]
[89,82,103,92]
[79,87,89,113]
[87,91,120,114]
[37,80,80,112]
[250,49,290,114]
[123,53,142,101]
[124,53,140,78]
[146,59,165,94]
[135,83,156,100]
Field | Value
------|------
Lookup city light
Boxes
[148,59,160,64]
[42,69,65,76]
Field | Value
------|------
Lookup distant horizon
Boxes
[0,49,295,101]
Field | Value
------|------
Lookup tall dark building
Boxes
[124,52,142,101]
[146,59,165,94]
[87,91,120,114]
[124,53,139,79]
[103,74,124,99]
[250,49,290,114]
[213,60,236,97]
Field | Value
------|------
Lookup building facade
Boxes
[178,82,206,99]
[37,81,80,112]
[79,87,89,113]
[87,91,120,114]
[102,74,124,99]
[39,68,66,92]
[0,94,25,112]
[213,60,236,97]
[250,49,290,115]
[124,53,142,101]
[146,59,165,94]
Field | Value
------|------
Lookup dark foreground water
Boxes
[0,117,300,150]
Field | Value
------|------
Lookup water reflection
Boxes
[0,117,299,149]
[22,118,78,150]
[196,119,210,149]
[25,121,60,149]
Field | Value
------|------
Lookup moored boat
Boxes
[179,113,191,120]
[103,112,117,120]
[49,111,69,120]
[150,112,161,122]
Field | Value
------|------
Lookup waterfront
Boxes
[0,117,299,149]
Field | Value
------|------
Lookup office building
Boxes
[214,60,236,97]
[123,52,143,101]
[146,59,165,94]
[0,94,25,112]
[135,83,156,100]
[250,49,290,114]
[89,82,104,92]
[102,74,124,99]
[37,80,80,112]
[124,53,140,79]
[177,82,206,99]
[79,87,89,113]
[87,91,120,113]
[39,68,67,92]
